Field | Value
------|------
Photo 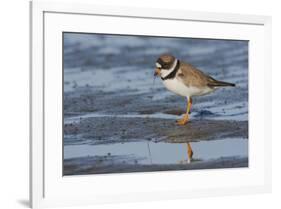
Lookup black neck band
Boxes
[161,60,180,80]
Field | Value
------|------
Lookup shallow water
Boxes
[63,33,248,175]
[64,138,248,165]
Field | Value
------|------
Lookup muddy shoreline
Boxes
[63,116,248,175]
[64,117,248,145]
[64,155,248,175]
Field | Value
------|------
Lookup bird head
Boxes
[154,54,176,77]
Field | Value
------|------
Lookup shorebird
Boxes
[154,54,235,125]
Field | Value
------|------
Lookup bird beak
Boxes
[154,68,161,77]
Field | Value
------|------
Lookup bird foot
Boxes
[176,114,189,125]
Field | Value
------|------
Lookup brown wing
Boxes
[177,61,235,88]
[177,62,213,88]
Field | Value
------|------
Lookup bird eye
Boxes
[156,63,162,68]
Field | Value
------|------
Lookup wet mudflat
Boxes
[64,156,248,175]
[64,117,247,145]
[63,33,249,175]
[64,115,248,175]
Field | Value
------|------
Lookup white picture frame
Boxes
[30,1,272,208]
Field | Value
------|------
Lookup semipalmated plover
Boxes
[154,54,235,125]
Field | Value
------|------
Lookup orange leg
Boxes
[177,97,192,125]
[189,97,193,114]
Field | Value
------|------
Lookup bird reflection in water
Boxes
[187,142,193,164]
[178,142,194,164]
[146,141,194,165]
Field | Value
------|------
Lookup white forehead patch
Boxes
[156,62,162,68]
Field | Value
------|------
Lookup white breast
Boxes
[162,78,213,97]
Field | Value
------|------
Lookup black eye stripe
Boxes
[157,58,173,69]
[157,58,165,67]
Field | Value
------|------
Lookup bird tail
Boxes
[207,80,235,87]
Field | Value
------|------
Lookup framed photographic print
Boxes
[30,1,272,208]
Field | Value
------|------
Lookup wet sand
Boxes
[64,113,248,175]
[64,156,248,175]
[64,117,247,145]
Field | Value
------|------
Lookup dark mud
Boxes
[64,155,248,175]
[64,117,248,145]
